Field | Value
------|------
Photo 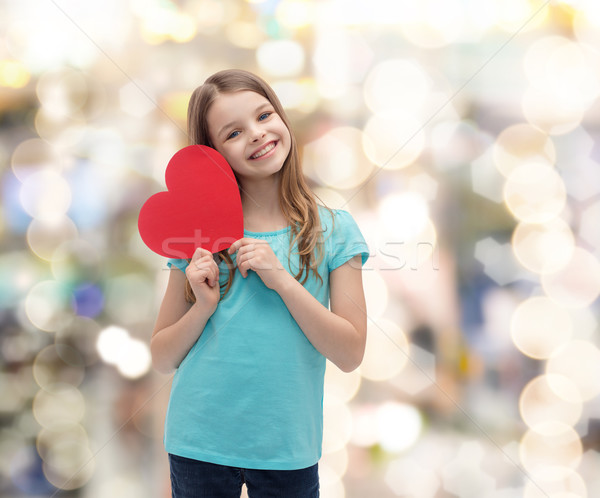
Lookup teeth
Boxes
[251,142,275,159]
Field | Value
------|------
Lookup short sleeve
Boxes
[167,258,188,273]
[326,209,369,272]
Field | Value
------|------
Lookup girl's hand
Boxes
[186,247,221,310]
[228,238,291,291]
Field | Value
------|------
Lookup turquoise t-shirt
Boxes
[163,207,369,470]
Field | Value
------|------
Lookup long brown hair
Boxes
[184,69,324,303]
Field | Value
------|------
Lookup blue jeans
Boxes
[168,454,320,498]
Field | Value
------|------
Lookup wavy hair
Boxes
[184,69,325,303]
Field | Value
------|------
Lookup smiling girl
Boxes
[151,69,368,497]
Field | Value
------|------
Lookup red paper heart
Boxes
[138,145,243,258]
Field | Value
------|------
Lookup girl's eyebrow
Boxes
[217,102,273,139]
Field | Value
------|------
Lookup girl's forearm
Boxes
[150,301,215,374]
[276,275,364,372]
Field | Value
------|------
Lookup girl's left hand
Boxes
[228,238,290,290]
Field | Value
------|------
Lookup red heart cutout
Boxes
[138,145,243,258]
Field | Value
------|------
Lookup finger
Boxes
[192,246,213,262]
[228,238,245,255]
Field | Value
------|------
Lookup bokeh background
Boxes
[1,0,600,497]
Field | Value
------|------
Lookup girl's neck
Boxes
[239,175,287,232]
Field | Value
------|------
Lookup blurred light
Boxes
[400,0,465,48]
[511,219,575,275]
[519,422,582,473]
[96,325,129,365]
[42,439,94,490]
[324,360,361,403]
[104,273,155,325]
[322,399,352,453]
[36,68,88,119]
[441,442,495,497]
[378,192,429,241]
[50,239,102,286]
[0,59,30,88]
[474,236,523,286]
[24,280,74,332]
[11,138,62,182]
[360,319,408,381]
[495,0,549,33]
[519,375,582,429]
[503,160,566,223]
[36,424,88,463]
[32,384,85,428]
[364,59,432,115]
[96,474,149,498]
[276,0,315,29]
[385,458,439,498]
[19,169,72,221]
[96,326,151,379]
[312,30,373,98]
[522,87,584,135]
[9,445,55,495]
[524,36,600,110]
[34,108,87,148]
[579,200,600,251]
[390,344,436,395]
[432,120,490,172]
[256,40,304,77]
[523,466,587,498]
[408,173,439,201]
[573,0,600,47]
[510,296,572,359]
[492,123,555,178]
[32,345,85,390]
[55,316,101,366]
[140,7,197,44]
[0,251,44,310]
[66,160,113,230]
[271,78,319,113]
[350,404,378,447]
[72,283,104,318]
[363,111,424,170]
[541,247,600,308]
[376,402,422,453]
[120,81,156,118]
[546,340,600,402]
[26,216,79,262]
[312,188,347,211]
[362,270,388,320]
[225,21,264,49]
[320,447,348,478]
[302,127,374,189]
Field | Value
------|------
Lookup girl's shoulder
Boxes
[317,205,357,234]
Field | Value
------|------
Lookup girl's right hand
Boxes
[186,247,221,310]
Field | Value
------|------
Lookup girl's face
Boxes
[207,90,291,183]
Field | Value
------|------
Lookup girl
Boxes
[151,69,368,498]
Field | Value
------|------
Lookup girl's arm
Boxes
[276,255,367,372]
[150,249,220,374]
[229,238,366,372]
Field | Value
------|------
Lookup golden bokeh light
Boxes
[376,402,422,453]
[24,280,74,332]
[32,344,85,390]
[324,360,361,404]
[541,247,600,308]
[276,0,316,29]
[11,138,62,181]
[503,160,566,223]
[322,399,353,453]
[492,123,556,178]
[303,126,374,189]
[26,216,79,262]
[32,384,85,428]
[364,59,432,115]
[42,439,95,490]
[519,422,582,473]
[360,319,408,381]
[400,0,465,48]
[546,340,600,402]
[256,40,305,77]
[19,169,72,221]
[363,111,425,170]
[511,219,575,275]
[519,375,582,429]
[495,0,549,32]
[523,466,587,498]
[0,59,30,88]
[36,68,89,119]
[522,87,584,136]
[510,296,572,359]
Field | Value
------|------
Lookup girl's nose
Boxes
[250,127,266,142]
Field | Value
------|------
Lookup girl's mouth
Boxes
[249,141,277,160]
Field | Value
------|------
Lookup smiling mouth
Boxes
[249,141,276,159]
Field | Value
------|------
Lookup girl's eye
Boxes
[227,130,240,139]
[258,112,271,121]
